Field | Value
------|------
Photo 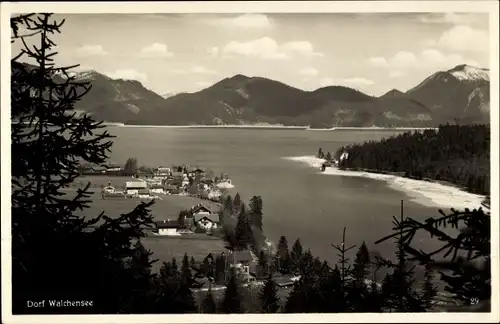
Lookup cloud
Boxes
[417,13,485,25]
[421,49,479,67]
[389,70,404,78]
[299,67,318,76]
[208,46,219,57]
[173,66,217,75]
[104,69,148,84]
[217,37,323,60]
[139,43,174,58]
[206,14,272,28]
[75,45,108,57]
[369,48,478,71]
[341,77,375,86]
[369,51,416,68]
[437,25,489,52]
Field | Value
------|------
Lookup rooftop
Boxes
[155,219,180,229]
[194,213,220,223]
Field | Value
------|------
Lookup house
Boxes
[181,174,190,188]
[91,165,107,174]
[102,185,115,194]
[273,275,301,289]
[125,180,147,195]
[194,214,220,230]
[190,203,212,216]
[154,166,171,178]
[154,220,181,236]
[228,250,258,276]
[198,182,210,191]
[104,164,122,173]
[193,168,206,177]
[163,184,178,194]
[149,183,165,194]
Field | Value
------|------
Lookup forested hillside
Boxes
[336,124,490,195]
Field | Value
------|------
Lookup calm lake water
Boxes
[103,126,443,267]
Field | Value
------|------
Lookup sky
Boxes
[11,12,490,96]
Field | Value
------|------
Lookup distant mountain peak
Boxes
[447,64,489,82]
[229,74,250,81]
[381,88,404,98]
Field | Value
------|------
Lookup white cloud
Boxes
[369,51,416,68]
[392,51,418,68]
[207,14,272,28]
[437,25,489,52]
[369,57,389,67]
[208,46,219,57]
[299,67,318,76]
[369,48,478,71]
[418,13,485,25]
[341,77,375,86]
[104,69,148,84]
[281,41,324,58]
[389,70,404,78]
[217,37,323,60]
[421,49,479,67]
[75,44,108,57]
[139,43,174,58]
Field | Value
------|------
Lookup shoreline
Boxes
[284,156,487,210]
[106,123,438,131]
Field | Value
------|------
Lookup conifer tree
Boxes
[201,289,217,313]
[376,201,423,312]
[249,195,264,231]
[10,13,158,314]
[352,241,371,285]
[290,238,304,274]
[233,192,242,214]
[126,240,158,312]
[275,236,291,274]
[348,241,372,311]
[331,227,356,310]
[234,205,252,250]
[123,157,138,176]
[259,275,280,313]
[171,257,179,274]
[257,250,269,278]
[377,206,491,310]
[317,148,324,159]
[221,270,243,313]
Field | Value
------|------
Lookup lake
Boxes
[98,126,456,269]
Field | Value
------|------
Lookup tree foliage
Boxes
[10,13,158,314]
[335,125,490,195]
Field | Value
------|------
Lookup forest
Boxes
[9,13,492,315]
[330,125,490,195]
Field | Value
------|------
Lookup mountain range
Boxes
[13,63,490,128]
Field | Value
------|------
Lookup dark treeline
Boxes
[10,13,491,315]
[331,125,490,195]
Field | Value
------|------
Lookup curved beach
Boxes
[284,156,486,210]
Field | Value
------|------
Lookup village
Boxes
[77,162,301,291]
[77,162,234,201]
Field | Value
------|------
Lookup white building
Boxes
[194,214,219,230]
[125,180,147,196]
[154,220,181,236]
